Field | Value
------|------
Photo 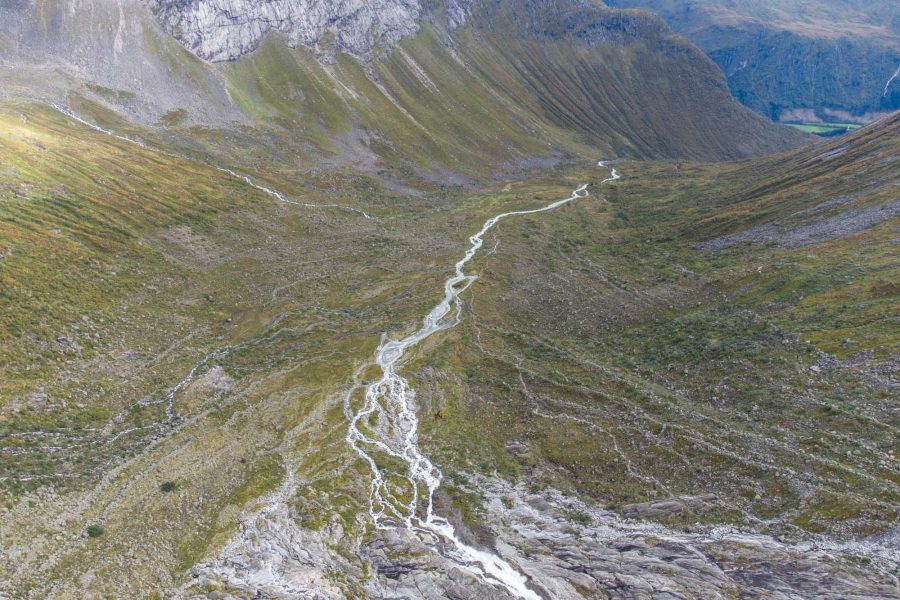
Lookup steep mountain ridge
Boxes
[0,0,805,172]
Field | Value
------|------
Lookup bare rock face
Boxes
[189,474,899,599]
[446,0,474,30]
[149,0,428,62]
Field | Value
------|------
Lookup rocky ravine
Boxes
[149,0,473,61]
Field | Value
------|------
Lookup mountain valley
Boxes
[0,1,897,598]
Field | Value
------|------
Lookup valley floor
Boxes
[0,105,897,598]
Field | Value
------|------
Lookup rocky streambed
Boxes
[188,473,899,599]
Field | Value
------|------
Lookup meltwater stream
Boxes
[347,162,620,599]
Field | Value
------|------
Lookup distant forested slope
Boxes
[607,0,900,122]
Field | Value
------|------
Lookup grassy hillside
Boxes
[0,107,894,596]
[415,114,899,542]
[0,100,482,595]
[454,1,803,160]
[0,1,892,596]
[177,1,806,191]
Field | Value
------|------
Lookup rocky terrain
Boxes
[187,475,899,599]
[150,0,427,62]
[0,0,803,161]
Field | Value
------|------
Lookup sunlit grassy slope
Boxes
[0,99,484,594]
[0,98,644,595]
[0,2,809,592]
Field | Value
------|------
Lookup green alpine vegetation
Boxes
[418,115,899,542]
[1,100,896,600]
[787,122,863,136]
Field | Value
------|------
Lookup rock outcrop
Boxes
[446,0,474,30]
[149,0,430,61]
[189,476,900,599]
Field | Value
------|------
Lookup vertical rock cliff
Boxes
[148,0,427,61]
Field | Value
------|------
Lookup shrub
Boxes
[159,481,178,493]
[86,525,104,538]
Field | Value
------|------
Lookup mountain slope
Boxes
[1,0,894,598]
[409,113,899,596]
[0,105,895,599]
[0,0,805,175]
[0,99,473,596]
[607,0,900,122]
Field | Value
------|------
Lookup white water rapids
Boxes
[346,162,620,599]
